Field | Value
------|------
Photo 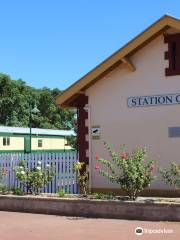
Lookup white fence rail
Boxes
[0,152,79,194]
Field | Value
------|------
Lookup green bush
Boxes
[93,192,116,200]
[57,188,66,197]
[95,142,155,200]
[13,160,55,194]
[0,167,8,194]
[0,183,7,194]
[159,162,180,189]
[12,187,24,196]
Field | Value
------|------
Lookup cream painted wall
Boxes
[32,138,72,150]
[86,29,180,190]
[0,137,24,150]
[0,137,72,151]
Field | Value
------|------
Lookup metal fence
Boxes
[0,152,79,194]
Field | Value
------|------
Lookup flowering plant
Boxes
[0,167,8,193]
[159,162,180,189]
[74,162,89,195]
[14,160,55,194]
[95,142,155,200]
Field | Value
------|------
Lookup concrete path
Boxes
[0,211,179,240]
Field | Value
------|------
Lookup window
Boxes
[3,137,10,146]
[169,127,180,137]
[38,139,43,148]
[164,33,180,76]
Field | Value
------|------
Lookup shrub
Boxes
[12,187,24,196]
[57,188,66,197]
[93,192,116,200]
[0,167,8,194]
[13,160,55,194]
[95,142,155,200]
[159,162,180,189]
[0,183,7,194]
[74,162,89,195]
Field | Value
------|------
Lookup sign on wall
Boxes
[128,93,180,108]
[91,126,101,139]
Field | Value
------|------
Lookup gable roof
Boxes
[56,15,180,107]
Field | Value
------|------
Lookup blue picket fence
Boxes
[0,152,79,194]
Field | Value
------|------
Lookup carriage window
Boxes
[3,137,10,146]
[38,139,43,147]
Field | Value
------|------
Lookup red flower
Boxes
[95,155,100,161]
[150,165,155,171]
[95,164,100,170]
[120,152,129,159]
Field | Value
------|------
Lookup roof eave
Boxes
[55,15,180,108]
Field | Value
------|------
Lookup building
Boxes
[0,126,75,153]
[56,15,180,196]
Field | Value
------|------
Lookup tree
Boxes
[0,73,76,136]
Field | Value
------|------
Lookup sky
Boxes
[0,0,180,90]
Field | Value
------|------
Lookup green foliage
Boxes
[66,135,77,150]
[11,187,24,196]
[57,188,66,197]
[93,192,116,200]
[74,162,89,195]
[66,117,78,150]
[95,143,155,200]
[159,162,180,189]
[0,167,8,194]
[0,183,7,194]
[0,73,75,131]
[13,160,55,194]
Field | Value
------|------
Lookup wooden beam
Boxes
[77,91,86,94]
[121,57,136,72]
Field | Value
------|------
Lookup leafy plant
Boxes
[11,187,24,196]
[0,167,8,194]
[159,162,180,189]
[57,188,66,197]
[13,160,55,194]
[95,142,155,200]
[74,162,89,195]
[0,183,7,194]
[93,192,116,200]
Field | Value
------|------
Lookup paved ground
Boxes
[0,211,179,240]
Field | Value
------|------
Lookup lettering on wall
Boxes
[128,93,180,108]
